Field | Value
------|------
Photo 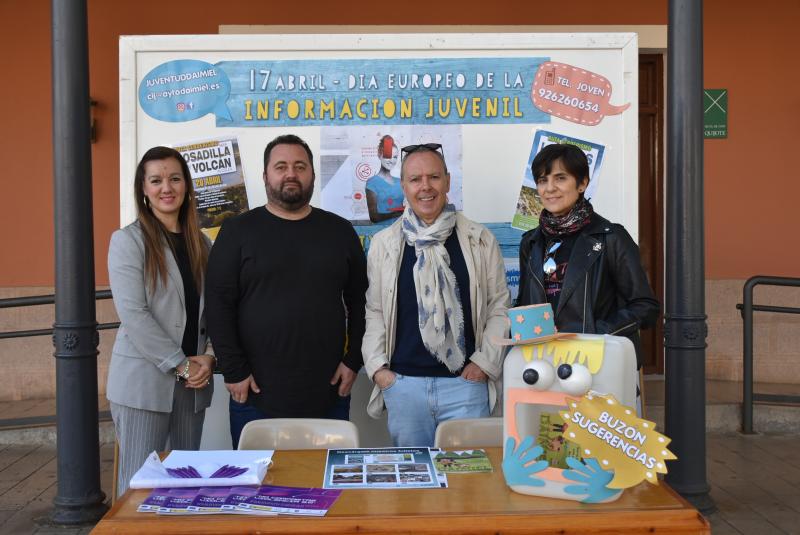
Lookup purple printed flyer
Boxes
[188,486,236,514]
[237,485,342,516]
[157,487,201,514]
[220,486,267,515]
[137,488,171,512]
[139,484,340,516]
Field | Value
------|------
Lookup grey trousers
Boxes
[110,383,205,497]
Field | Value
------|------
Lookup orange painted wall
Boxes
[0,0,796,286]
[703,0,800,278]
[0,1,54,286]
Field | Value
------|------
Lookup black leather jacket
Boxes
[517,212,659,367]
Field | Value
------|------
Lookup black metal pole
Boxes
[664,0,714,514]
[50,0,108,524]
[742,279,754,434]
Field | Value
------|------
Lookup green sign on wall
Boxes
[704,89,727,139]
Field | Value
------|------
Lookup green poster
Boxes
[704,89,727,139]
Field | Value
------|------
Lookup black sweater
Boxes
[168,231,200,358]
[205,206,368,417]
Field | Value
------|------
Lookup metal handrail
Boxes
[0,290,119,339]
[738,276,800,434]
[0,284,209,426]
[0,290,118,427]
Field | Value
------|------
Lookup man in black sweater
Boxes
[206,134,367,447]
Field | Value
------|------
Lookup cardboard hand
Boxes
[502,436,548,487]
[563,457,623,503]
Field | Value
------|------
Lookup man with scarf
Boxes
[517,143,659,369]
[362,143,510,447]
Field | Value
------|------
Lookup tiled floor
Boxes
[706,434,800,534]
[0,435,798,533]
[0,442,114,534]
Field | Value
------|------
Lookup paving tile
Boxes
[0,446,31,473]
[729,439,800,484]
[711,484,788,534]
[0,509,18,525]
[754,504,800,535]
[748,436,800,468]
[1,456,57,509]
[704,512,745,535]
[0,476,55,535]
[709,434,800,534]
[0,446,55,496]
[772,494,800,515]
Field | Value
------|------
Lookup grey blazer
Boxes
[106,221,213,413]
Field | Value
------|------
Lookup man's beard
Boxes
[266,179,313,211]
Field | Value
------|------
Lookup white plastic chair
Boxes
[434,417,503,448]
[237,418,360,450]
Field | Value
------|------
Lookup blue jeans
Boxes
[228,395,351,449]
[382,374,490,447]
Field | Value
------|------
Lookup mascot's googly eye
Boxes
[557,363,572,379]
[557,363,592,396]
[522,360,554,390]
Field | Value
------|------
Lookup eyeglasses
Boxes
[543,240,562,275]
[400,143,444,162]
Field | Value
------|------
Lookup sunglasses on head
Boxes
[400,143,444,161]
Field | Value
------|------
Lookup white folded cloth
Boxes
[129,450,274,489]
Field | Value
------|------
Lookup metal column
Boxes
[664,0,715,514]
[50,0,108,524]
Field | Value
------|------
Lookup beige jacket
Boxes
[362,213,510,419]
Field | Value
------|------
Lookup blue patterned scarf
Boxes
[401,204,466,372]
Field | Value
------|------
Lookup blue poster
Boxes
[139,57,551,127]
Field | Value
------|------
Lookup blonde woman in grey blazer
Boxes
[107,147,214,497]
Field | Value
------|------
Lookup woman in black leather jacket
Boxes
[517,144,659,368]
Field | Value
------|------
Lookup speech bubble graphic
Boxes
[560,392,676,489]
[138,60,232,122]
[531,62,629,126]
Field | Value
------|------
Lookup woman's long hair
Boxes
[134,146,208,293]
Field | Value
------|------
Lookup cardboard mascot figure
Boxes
[496,304,674,503]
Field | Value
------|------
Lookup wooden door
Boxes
[638,54,665,374]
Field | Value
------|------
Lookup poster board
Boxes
[120,33,638,449]
[120,33,638,246]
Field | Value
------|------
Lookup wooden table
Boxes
[93,448,709,534]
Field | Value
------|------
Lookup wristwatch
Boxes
[175,360,191,381]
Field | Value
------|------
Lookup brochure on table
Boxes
[433,449,493,473]
[324,447,445,489]
[139,484,341,516]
